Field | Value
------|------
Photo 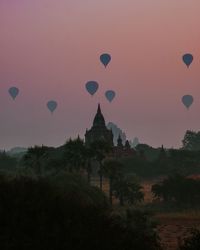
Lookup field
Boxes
[156,215,200,250]
[142,180,200,250]
[92,177,200,250]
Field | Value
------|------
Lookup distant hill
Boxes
[7,147,27,157]
[107,122,126,146]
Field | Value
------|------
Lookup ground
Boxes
[143,179,200,250]
[156,215,200,250]
[91,177,200,250]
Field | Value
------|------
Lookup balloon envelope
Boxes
[8,87,19,100]
[182,54,193,68]
[105,90,116,102]
[85,81,99,96]
[182,95,193,109]
[47,100,57,113]
[100,53,111,68]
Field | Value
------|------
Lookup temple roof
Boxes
[93,104,106,127]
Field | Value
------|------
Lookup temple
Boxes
[85,104,136,157]
[85,104,113,146]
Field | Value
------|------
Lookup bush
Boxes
[152,175,200,206]
[0,152,17,171]
[0,174,161,250]
[178,229,200,250]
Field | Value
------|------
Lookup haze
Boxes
[0,0,200,150]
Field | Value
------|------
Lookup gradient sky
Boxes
[0,0,200,150]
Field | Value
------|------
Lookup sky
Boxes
[0,0,200,150]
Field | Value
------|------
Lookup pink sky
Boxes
[0,0,200,150]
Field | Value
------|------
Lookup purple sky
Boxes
[0,0,200,150]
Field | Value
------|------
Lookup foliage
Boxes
[0,151,18,171]
[178,229,200,250]
[22,145,50,175]
[64,137,86,172]
[102,158,123,180]
[182,130,200,151]
[136,144,160,161]
[90,140,112,163]
[90,140,112,190]
[119,147,200,177]
[152,175,200,206]
[0,173,162,250]
[102,158,124,204]
[112,174,144,206]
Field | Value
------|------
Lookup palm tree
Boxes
[90,140,112,190]
[112,174,144,206]
[102,159,123,204]
[23,145,49,176]
[84,146,94,184]
[64,137,86,173]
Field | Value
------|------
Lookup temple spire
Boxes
[93,103,105,127]
[97,103,101,113]
[117,134,123,148]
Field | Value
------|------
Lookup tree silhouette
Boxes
[84,145,95,184]
[0,174,162,250]
[112,174,144,206]
[90,140,112,190]
[64,137,86,173]
[102,159,123,204]
[23,145,49,176]
[182,130,200,151]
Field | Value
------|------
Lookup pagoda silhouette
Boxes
[85,104,136,157]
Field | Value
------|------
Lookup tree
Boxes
[84,145,95,184]
[102,159,123,204]
[22,145,49,176]
[90,140,112,190]
[168,149,199,175]
[136,144,160,161]
[152,175,200,206]
[64,137,86,173]
[0,173,162,250]
[182,130,200,151]
[0,151,17,171]
[112,174,144,206]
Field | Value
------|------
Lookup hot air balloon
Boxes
[85,81,99,96]
[182,54,193,68]
[100,53,111,68]
[182,95,193,109]
[47,100,57,113]
[105,90,116,102]
[8,87,19,100]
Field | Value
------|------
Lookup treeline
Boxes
[0,151,18,171]
[120,146,200,177]
[19,139,144,206]
[152,175,200,207]
[1,130,200,177]
[127,130,200,177]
